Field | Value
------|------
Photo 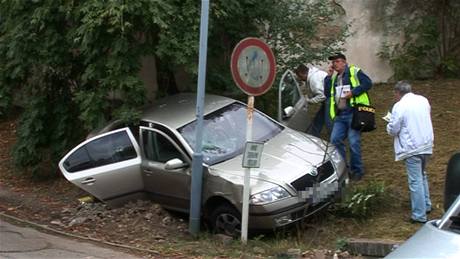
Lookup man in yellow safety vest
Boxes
[325,53,373,181]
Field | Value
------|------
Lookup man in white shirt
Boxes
[295,64,330,137]
[387,81,434,223]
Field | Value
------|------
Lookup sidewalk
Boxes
[0,218,141,259]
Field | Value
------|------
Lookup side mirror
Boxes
[283,106,295,118]
[164,158,188,170]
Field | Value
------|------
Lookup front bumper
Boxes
[248,170,349,230]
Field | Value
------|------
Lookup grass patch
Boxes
[333,180,389,219]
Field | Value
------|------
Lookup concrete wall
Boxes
[339,0,393,83]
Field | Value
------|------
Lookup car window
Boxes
[62,146,92,172]
[141,129,185,163]
[63,131,137,173]
[178,102,283,165]
[280,71,301,110]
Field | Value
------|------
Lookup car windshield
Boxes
[178,102,283,165]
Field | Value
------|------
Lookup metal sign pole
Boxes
[241,95,254,243]
[189,0,210,236]
[230,37,275,244]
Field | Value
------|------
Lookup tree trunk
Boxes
[139,56,159,103]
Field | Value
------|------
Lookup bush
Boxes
[378,0,460,80]
[334,181,387,219]
[0,0,348,177]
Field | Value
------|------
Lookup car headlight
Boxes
[330,148,343,167]
[250,186,291,205]
[329,147,347,179]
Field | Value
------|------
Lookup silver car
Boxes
[385,195,460,258]
[58,74,347,236]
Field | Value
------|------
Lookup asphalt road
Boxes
[0,218,141,259]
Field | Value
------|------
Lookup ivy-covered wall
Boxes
[337,0,460,82]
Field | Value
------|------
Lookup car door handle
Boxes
[144,169,153,176]
[81,178,96,185]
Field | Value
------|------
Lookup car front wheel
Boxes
[210,204,241,237]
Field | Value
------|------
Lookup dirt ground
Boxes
[1,79,459,258]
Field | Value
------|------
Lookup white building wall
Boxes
[340,0,393,83]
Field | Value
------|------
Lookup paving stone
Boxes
[346,238,401,257]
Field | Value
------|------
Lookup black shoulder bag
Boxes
[351,96,376,132]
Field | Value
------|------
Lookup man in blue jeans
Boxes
[324,53,373,181]
[387,81,433,223]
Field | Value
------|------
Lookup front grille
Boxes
[290,161,335,191]
[291,174,315,191]
[317,160,335,182]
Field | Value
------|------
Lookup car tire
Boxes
[209,204,241,237]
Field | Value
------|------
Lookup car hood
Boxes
[385,220,460,258]
[209,128,334,188]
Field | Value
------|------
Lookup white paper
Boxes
[335,85,351,98]
[382,111,391,122]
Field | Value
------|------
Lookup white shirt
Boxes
[305,66,327,104]
[386,92,434,161]
[334,73,349,110]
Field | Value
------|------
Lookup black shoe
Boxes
[409,218,427,224]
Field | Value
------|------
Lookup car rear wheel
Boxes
[210,204,241,237]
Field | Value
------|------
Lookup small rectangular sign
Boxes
[242,141,264,168]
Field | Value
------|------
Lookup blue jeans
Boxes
[405,155,432,222]
[330,111,363,176]
[307,102,332,137]
[307,101,332,138]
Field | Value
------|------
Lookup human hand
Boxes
[343,91,352,99]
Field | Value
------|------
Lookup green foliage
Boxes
[11,67,81,176]
[263,0,349,70]
[334,181,387,219]
[0,81,12,117]
[0,0,348,176]
[379,16,441,80]
[335,237,348,251]
[378,0,460,80]
[204,0,348,96]
[0,1,165,174]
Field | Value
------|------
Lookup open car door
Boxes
[58,128,143,202]
[278,69,309,132]
[139,126,191,212]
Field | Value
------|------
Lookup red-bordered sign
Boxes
[230,38,276,96]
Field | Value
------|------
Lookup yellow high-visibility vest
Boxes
[329,65,370,119]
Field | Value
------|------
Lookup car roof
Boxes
[141,93,237,129]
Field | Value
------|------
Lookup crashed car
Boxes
[59,73,347,236]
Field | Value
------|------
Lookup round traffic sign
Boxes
[230,38,276,96]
